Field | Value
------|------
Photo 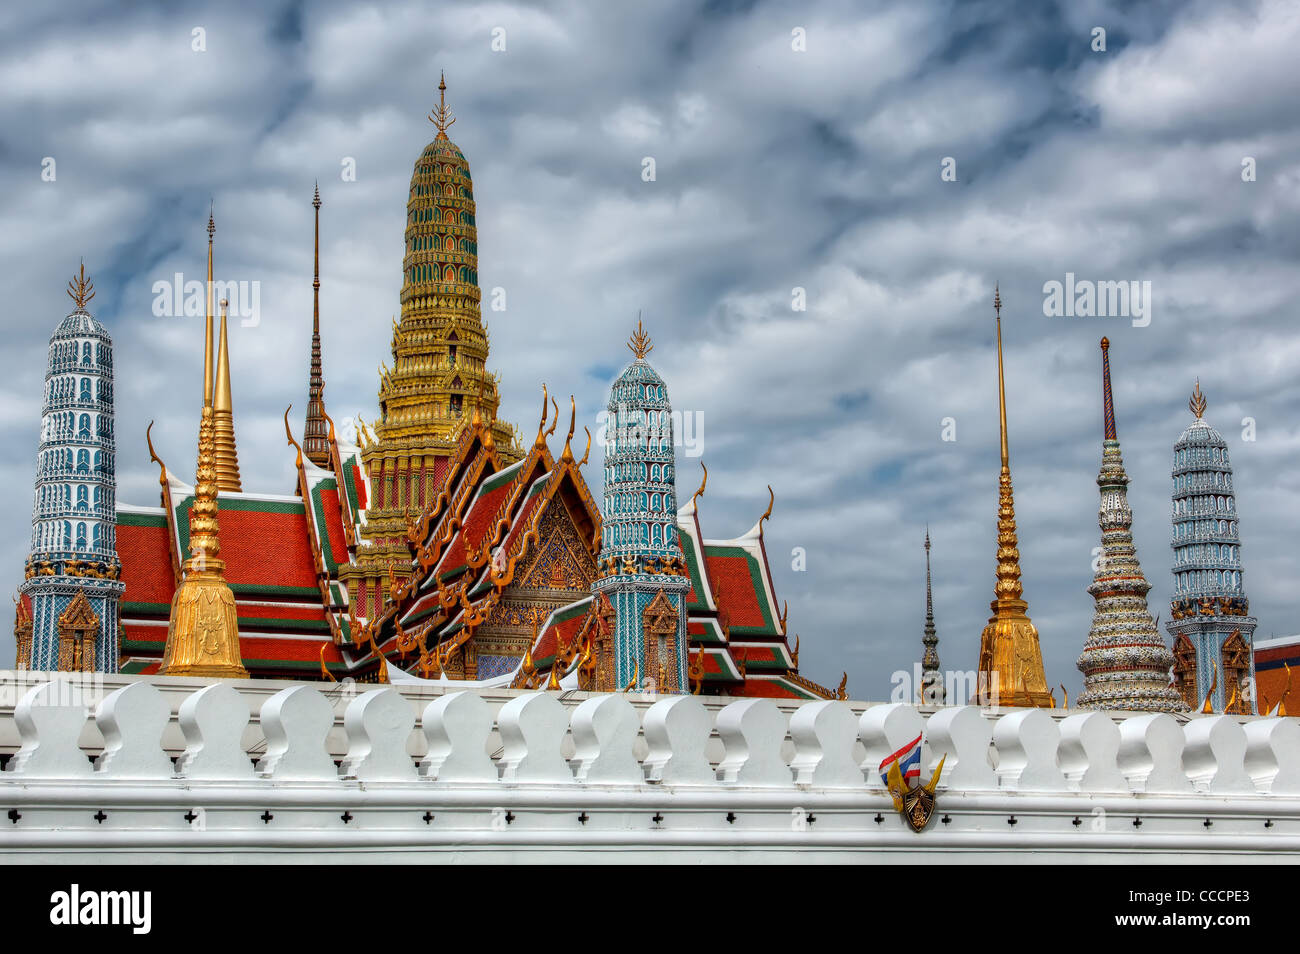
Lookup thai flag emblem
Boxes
[878,733,923,787]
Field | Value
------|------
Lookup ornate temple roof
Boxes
[54,311,108,338]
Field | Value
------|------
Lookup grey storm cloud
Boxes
[1,0,1297,700]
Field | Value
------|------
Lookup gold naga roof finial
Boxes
[1189,378,1208,419]
[428,70,455,139]
[690,461,707,508]
[628,314,653,360]
[67,260,95,310]
[561,395,577,462]
[758,485,774,533]
[145,420,168,488]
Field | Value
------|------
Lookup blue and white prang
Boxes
[1166,380,1257,712]
[19,267,124,672]
[593,322,689,692]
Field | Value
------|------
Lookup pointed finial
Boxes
[312,180,321,210]
[428,70,456,138]
[561,395,577,462]
[1189,378,1208,419]
[994,285,1010,468]
[1100,337,1116,441]
[690,462,708,508]
[628,315,654,360]
[66,260,95,310]
[207,201,215,240]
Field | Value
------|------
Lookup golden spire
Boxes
[994,283,1008,467]
[66,261,95,310]
[627,315,653,359]
[158,362,248,677]
[1189,378,1208,419]
[212,297,242,492]
[977,287,1051,708]
[428,71,455,139]
[203,207,215,409]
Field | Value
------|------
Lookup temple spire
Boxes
[921,528,944,703]
[428,71,455,139]
[203,207,215,409]
[1189,378,1208,419]
[212,295,242,492]
[303,182,330,467]
[977,288,1051,707]
[1101,336,1117,440]
[994,283,1009,467]
[67,260,95,310]
[159,284,248,678]
[1077,338,1185,712]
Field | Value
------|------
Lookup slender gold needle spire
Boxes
[994,284,1009,468]
[977,287,1051,707]
[203,206,215,409]
[212,295,242,492]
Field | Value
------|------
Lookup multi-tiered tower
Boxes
[591,322,690,693]
[920,530,944,703]
[1076,339,1185,712]
[1166,381,1256,713]
[976,288,1051,707]
[302,183,330,468]
[18,265,125,672]
[345,75,519,622]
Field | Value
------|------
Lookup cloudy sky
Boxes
[3,0,1298,700]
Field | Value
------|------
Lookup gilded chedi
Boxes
[158,224,247,678]
[976,288,1051,707]
[1075,339,1185,713]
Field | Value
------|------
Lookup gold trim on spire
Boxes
[627,316,653,360]
[977,287,1051,708]
[428,71,456,139]
[1189,378,1208,419]
[67,261,95,310]
[212,297,242,493]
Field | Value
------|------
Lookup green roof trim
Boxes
[309,476,341,574]
[116,511,167,528]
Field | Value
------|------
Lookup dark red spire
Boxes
[304,182,330,468]
[1101,337,1116,441]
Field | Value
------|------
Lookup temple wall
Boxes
[0,671,1296,863]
